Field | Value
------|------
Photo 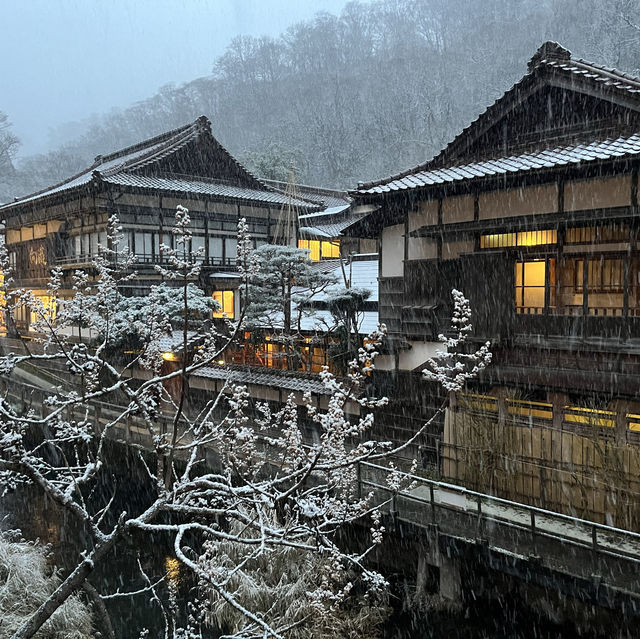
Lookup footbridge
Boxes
[6,377,640,619]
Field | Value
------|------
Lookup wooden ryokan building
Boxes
[347,42,640,525]
[0,116,322,330]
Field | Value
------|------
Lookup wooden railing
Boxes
[462,392,639,438]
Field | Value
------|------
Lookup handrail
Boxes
[8,377,640,561]
[359,459,640,545]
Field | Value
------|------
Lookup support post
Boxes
[439,554,462,603]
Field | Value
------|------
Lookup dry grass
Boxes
[0,533,93,639]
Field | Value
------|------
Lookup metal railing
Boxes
[7,378,640,572]
[359,460,640,564]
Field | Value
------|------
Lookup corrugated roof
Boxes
[356,133,640,195]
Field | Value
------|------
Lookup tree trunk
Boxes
[12,533,121,639]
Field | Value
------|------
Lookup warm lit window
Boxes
[298,239,320,261]
[212,290,235,318]
[298,239,339,261]
[29,295,56,329]
[481,229,556,249]
[515,259,554,313]
[321,241,340,258]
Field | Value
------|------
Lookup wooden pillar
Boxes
[582,256,589,338]
[615,401,630,445]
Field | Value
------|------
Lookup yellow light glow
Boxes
[165,557,180,585]
[212,290,235,318]
[481,229,557,249]
[217,359,225,366]
[162,351,178,362]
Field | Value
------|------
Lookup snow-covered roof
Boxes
[355,133,640,195]
[104,173,308,206]
[310,258,379,303]
[155,330,203,353]
[298,309,379,335]
[1,117,316,211]
[196,365,331,395]
[298,203,373,240]
[355,42,640,196]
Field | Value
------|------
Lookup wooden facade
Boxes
[347,42,640,517]
[0,117,320,332]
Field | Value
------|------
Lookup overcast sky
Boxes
[1,0,354,157]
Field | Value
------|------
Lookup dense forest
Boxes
[2,0,640,201]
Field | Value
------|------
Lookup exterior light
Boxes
[217,360,225,366]
[162,351,178,362]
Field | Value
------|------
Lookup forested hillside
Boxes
[2,0,640,201]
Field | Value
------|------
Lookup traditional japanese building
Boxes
[0,116,320,331]
[347,42,640,525]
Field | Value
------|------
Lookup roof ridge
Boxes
[99,124,201,177]
[568,57,640,88]
[353,130,640,196]
[358,42,640,191]
[97,117,204,164]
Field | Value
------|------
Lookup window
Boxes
[208,237,223,263]
[298,239,321,261]
[574,257,624,293]
[134,232,154,257]
[515,259,554,313]
[566,225,629,244]
[191,236,205,262]
[213,290,235,318]
[481,229,556,249]
[224,238,238,263]
[29,295,56,330]
[321,240,340,258]
[73,231,107,257]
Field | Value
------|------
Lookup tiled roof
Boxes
[311,259,379,303]
[104,173,315,207]
[1,116,313,210]
[299,309,379,335]
[155,330,203,353]
[355,133,640,195]
[262,180,351,208]
[196,365,331,395]
[356,42,640,196]
[299,203,372,238]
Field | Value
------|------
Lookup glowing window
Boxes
[298,239,321,261]
[212,290,235,318]
[515,259,555,313]
[29,295,56,329]
[481,229,556,249]
[321,241,340,258]
[298,239,339,261]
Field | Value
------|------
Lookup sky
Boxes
[1,0,354,158]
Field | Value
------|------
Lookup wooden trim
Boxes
[412,205,639,238]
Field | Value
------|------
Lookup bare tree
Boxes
[0,111,19,177]
[0,207,488,638]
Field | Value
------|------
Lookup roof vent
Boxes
[527,41,571,72]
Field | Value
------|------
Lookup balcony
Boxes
[55,252,238,270]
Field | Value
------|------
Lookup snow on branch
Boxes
[422,289,492,392]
